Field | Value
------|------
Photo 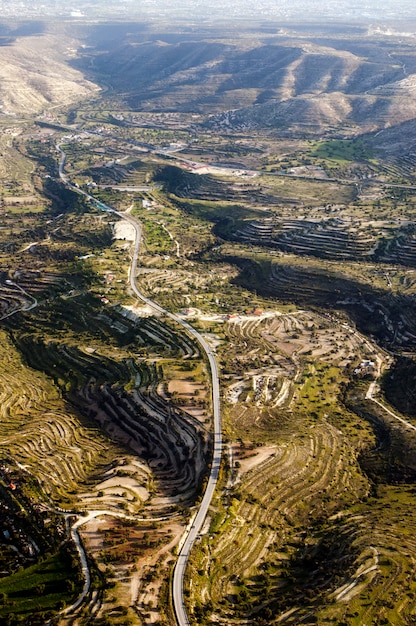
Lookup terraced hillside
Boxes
[2,15,416,626]
[0,151,217,624]
[227,216,378,260]
[7,288,212,506]
[0,330,125,502]
[153,166,416,266]
[185,302,416,625]
[213,250,416,350]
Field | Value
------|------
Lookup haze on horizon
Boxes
[1,0,416,25]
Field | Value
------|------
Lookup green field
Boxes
[0,550,80,621]
[309,138,375,165]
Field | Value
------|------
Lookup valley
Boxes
[1,14,416,626]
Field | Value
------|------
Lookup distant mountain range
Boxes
[2,18,416,153]
[74,26,416,139]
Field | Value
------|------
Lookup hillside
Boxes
[1,20,415,139]
[71,28,416,139]
[2,15,416,626]
[0,27,98,116]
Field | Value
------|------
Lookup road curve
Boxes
[57,145,222,626]
[127,215,222,626]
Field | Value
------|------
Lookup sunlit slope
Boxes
[0,330,121,502]
[0,32,98,115]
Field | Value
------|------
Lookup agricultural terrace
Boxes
[2,66,416,625]
[185,306,416,625]
[4,274,213,624]
[0,134,217,624]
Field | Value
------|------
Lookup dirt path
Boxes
[365,355,416,432]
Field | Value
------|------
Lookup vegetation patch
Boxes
[0,548,82,622]
[309,138,374,165]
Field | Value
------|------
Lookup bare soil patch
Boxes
[3,195,38,204]
[168,378,208,420]
[234,443,277,474]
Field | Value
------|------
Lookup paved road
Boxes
[122,207,222,626]
[0,281,38,321]
[57,147,222,625]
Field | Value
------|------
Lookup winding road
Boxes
[126,212,221,625]
[57,145,222,626]
[0,281,38,321]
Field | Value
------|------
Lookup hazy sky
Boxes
[1,0,416,24]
